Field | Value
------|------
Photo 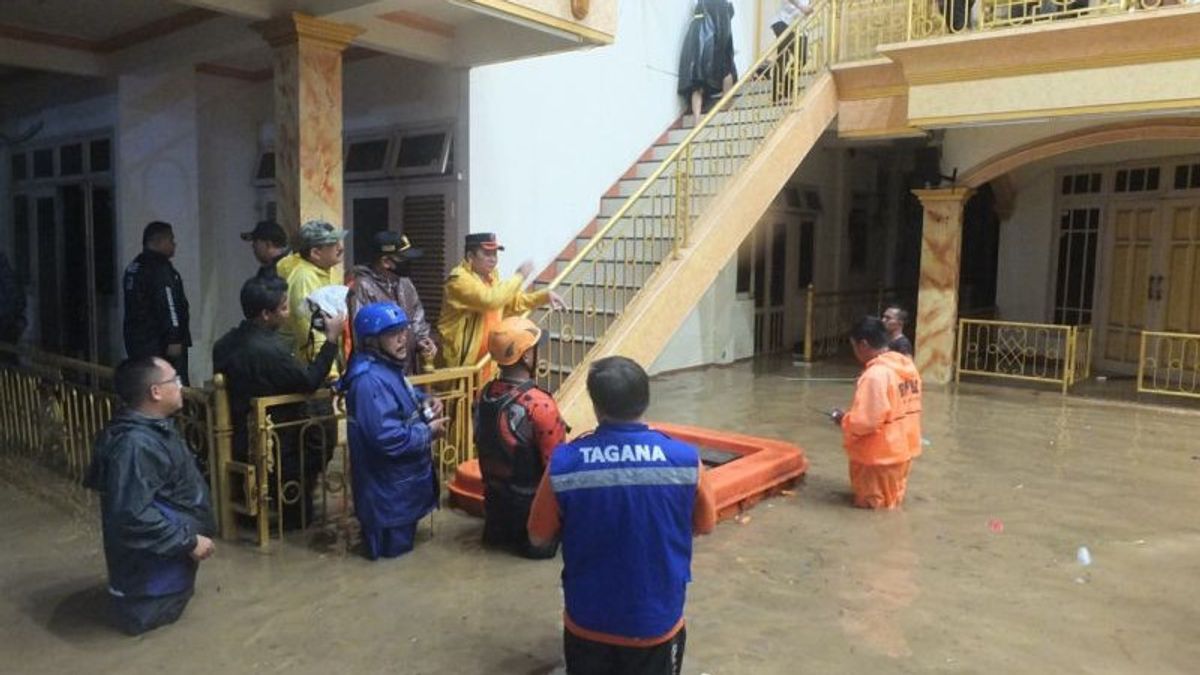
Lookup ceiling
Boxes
[0,0,188,44]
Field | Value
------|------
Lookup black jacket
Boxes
[255,249,291,280]
[85,409,214,597]
[123,250,191,359]
[212,320,338,459]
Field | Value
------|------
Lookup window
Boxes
[345,138,390,175]
[796,219,814,289]
[396,129,451,177]
[1114,167,1160,193]
[12,196,30,283]
[1053,207,1099,325]
[1173,163,1200,190]
[89,139,111,173]
[1060,172,1101,195]
[59,143,84,176]
[32,149,53,178]
[11,153,27,182]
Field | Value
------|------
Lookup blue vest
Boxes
[549,422,699,639]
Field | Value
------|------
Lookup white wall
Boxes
[650,259,754,374]
[116,69,204,380]
[196,73,271,368]
[469,0,758,277]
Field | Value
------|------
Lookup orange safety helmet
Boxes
[488,317,543,366]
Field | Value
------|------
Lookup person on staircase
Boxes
[475,316,567,559]
[678,0,738,125]
[830,317,923,509]
[436,232,565,380]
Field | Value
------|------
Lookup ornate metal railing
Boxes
[0,342,220,512]
[955,319,1092,393]
[1137,330,1200,399]
[237,365,480,548]
[529,1,836,391]
[799,284,916,361]
[838,0,1179,61]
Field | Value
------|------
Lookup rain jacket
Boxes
[347,265,431,373]
[840,352,923,466]
[677,0,738,97]
[123,249,191,359]
[212,320,338,461]
[279,254,344,373]
[342,351,438,532]
[435,260,550,372]
[85,410,214,598]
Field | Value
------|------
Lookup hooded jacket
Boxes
[342,351,438,531]
[435,260,549,372]
[85,409,214,597]
[841,351,923,466]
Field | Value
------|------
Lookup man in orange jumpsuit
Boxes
[831,316,922,509]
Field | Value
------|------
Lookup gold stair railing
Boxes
[528,1,837,392]
[838,0,1179,62]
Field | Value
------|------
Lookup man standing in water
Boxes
[831,317,923,509]
[87,356,215,634]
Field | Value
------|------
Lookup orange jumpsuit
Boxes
[840,351,923,509]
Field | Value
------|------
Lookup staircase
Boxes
[525,3,840,430]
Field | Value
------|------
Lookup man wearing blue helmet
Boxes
[342,301,448,559]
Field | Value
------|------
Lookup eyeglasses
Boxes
[153,374,182,388]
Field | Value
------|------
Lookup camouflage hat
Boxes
[298,219,347,248]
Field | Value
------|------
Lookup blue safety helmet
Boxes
[354,301,409,338]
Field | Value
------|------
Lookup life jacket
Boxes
[549,422,700,639]
[474,379,543,498]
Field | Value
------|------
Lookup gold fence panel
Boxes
[955,319,1092,393]
[1137,331,1200,399]
[241,366,479,548]
[0,342,221,522]
[799,285,916,361]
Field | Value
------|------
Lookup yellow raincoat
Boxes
[436,260,549,376]
[278,253,345,374]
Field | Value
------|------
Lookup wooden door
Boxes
[1100,203,1158,368]
[1160,201,1200,336]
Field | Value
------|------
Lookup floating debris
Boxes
[1077,546,1092,566]
[988,519,1004,534]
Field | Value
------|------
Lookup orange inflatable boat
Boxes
[447,421,809,522]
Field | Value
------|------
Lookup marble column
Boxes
[912,188,975,384]
[256,14,362,239]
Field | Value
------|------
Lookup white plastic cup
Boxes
[1076,546,1092,566]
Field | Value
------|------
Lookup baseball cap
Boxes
[240,220,288,246]
[298,219,347,248]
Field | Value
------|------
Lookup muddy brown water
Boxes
[3,359,1199,674]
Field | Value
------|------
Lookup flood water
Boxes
[3,358,1199,674]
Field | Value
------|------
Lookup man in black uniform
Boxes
[213,276,345,527]
[241,220,290,280]
[123,221,191,384]
[86,356,215,635]
[882,305,914,358]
